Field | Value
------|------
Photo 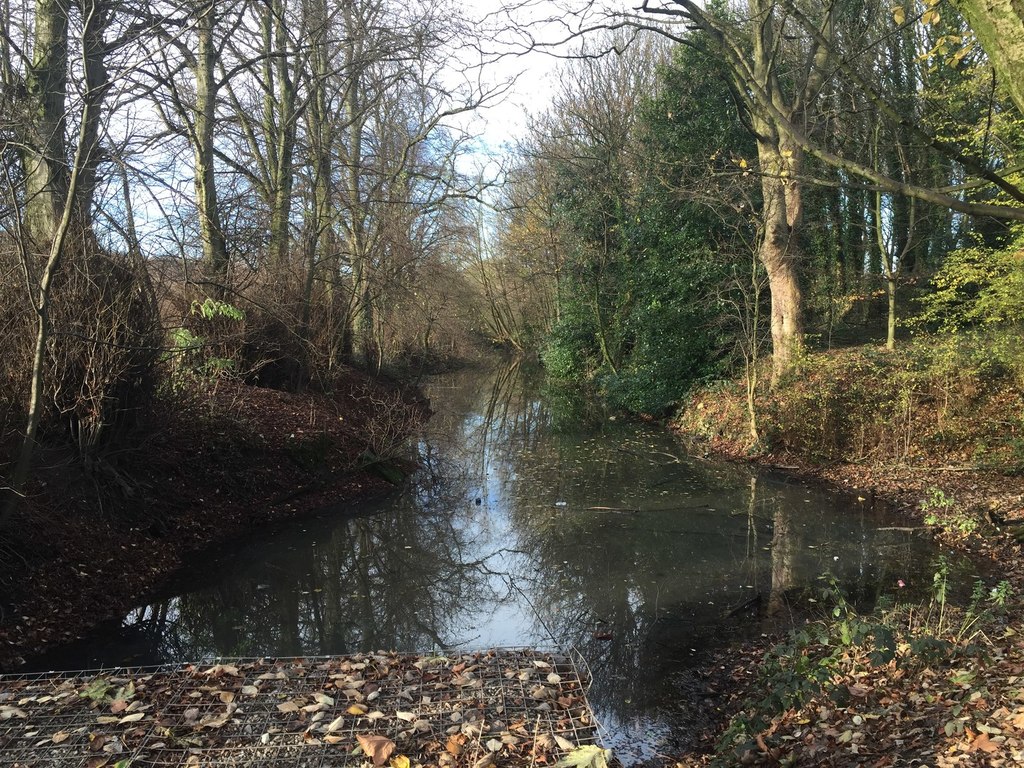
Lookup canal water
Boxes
[29,362,956,762]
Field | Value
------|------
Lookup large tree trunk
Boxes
[953,0,1024,116]
[757,136,805,383]
[21,0,70,247]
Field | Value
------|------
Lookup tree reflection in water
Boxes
[36,361,946,764]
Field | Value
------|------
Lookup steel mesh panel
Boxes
[0,650,603,767]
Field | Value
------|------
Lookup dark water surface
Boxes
[30,363,958,762]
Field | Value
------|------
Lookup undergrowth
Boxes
[715,567,1015,765]
[677,337,1024,473]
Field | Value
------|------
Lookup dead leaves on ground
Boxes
[0,651,601,767]
[728,640,1024,766]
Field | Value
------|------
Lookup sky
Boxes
[448,0,579,161]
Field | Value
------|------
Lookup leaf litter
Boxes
[0,649,603,767]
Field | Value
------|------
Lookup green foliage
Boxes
[541,40,753,415]
[917,228,1024,332]
[921,487,978,537]
[168,299,245,382]
[192,298,245,322]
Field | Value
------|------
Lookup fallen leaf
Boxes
[447,734,466,756]
[325,735,345,745]
[357,734,396,766]
[392,755,411,768]
[241,685,259,696]
[52,730,71,744]
[970,733,999,754]
[109,700,128,714]
[205,664,240,678]
[219,691,235,704]
[535,733,557,752]
[277,701,301,714]
[118,713,145,724]
[326,716,345,734]
[347,703,368,715]
[554,745,613,768]
[554,734,575,751]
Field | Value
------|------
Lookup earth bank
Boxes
[666,346,1024,766]
[0,370,426,671]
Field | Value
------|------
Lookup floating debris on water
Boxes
[0,649,604,767]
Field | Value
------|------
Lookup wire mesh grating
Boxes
[0,649,604,767]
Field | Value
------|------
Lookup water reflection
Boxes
[31,361,949,763]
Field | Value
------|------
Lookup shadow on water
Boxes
[27,359,963,763]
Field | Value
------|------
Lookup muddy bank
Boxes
[0,372,426,671]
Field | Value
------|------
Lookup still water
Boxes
[31,362,953,761]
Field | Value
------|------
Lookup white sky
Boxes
[450,0,570,160]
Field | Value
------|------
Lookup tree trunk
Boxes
[3,61,98,527]
[757,140,804,384]
[265,0,296,269]
[75,0,111,232]
[21,0,70,247]
[193,3,229,283]
[886,276,897,350]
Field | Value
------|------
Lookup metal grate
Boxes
[0,649,603,767]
